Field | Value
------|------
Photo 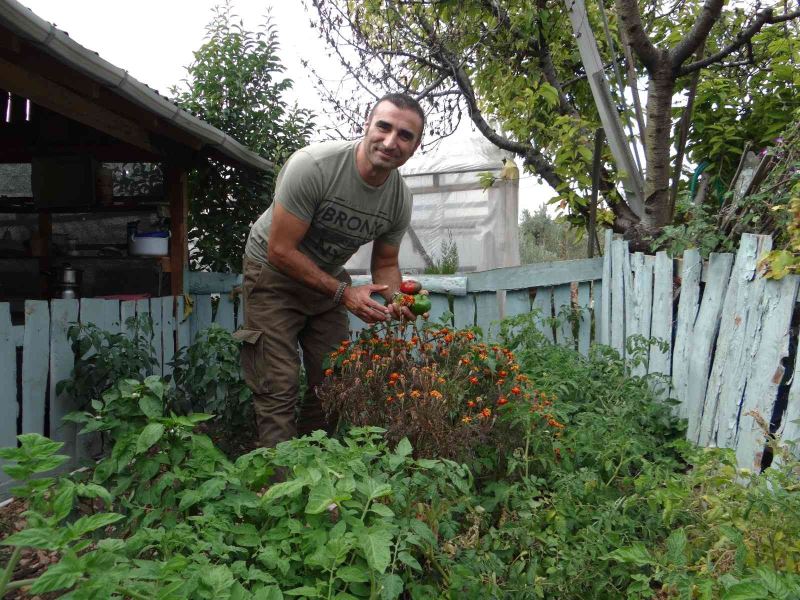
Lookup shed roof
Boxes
[0,0,273,172]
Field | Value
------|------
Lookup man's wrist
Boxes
[333,281,349,304]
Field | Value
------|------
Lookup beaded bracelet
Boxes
[333,281,349,304]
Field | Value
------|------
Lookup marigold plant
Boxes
[317,319,562,461]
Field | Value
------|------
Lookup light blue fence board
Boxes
[150,298,163,375]
[102,300,120,333]
[215,293,236,332]
[161,297,176,377]
[0,303,17,494]
[671,249,702,419]
[532,286,554,343]
[552,284,572,346]
[593,279,604,346]
[475,292,500,336]
[610,238,626,354]
[49,299,79,460]
[176,295,191,351]
[452,295,474,329]
[505,289,531,319]
[649,252,673,390]
[599,230,613,345]
[79,298,107,329]
[121,300,136,336]
[427,294,450,325]
[194,295,213,339]
[577,282,591,356]
[22,300,49,435]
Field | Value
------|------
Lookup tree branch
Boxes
[615,0,662,71]
[669,0,724,67]
[679,7,800,75]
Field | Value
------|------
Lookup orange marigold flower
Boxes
[386,396,394,403]
[324,368,334,377]
[438,377,446,384]
[461,416,472,424]
[365,370,374,378]
[341,340,351,347]
[396,392,405,399]
[510,386,521,395]
[444,334,453,343]
[467,400,476,408]
[510,364,520,371]
[389,372,400,381]
[342,359,350,366]
[498,370,508,378]
[466,332,475,340]
[430,390,443,399]
[479,353,488,361]
[372,354,382,361]
[469,376,479,385]
[410,390,422,398]
[497,379,505,386]
[480,407,492,418]
[497,396,508,406]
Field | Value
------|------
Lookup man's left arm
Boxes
[371,240,413,320]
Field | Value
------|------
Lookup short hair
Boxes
[369,93,426,132]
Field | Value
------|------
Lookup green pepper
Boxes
[410,294,432,316]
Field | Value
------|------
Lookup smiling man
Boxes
[236,93,425,448]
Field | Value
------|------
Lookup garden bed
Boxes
[0,315,798,599]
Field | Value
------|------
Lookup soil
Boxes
[0,498,61,599]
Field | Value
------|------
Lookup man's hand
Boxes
[342,284,392,323]
[387,300,415,321]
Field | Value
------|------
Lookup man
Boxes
[235,93,424,448]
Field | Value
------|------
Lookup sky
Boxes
[17,0,555,216]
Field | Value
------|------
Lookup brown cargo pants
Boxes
[234,256,351,448]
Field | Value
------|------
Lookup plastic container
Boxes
[129,230,169,256]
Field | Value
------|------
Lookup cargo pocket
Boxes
[232,328,267,394]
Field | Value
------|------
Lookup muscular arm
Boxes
[268,203,391,323]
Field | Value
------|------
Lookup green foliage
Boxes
[56,315,158,410]
[518,206,593,263]
[172,1,314,272]
[170,324,253,436]
[422,231,460,274]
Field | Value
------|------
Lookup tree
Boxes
[172,2,315,272]
[307,0,799,245]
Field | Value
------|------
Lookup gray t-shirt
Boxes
[245,140,413,274]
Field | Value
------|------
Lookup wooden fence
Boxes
[1,231,798,496]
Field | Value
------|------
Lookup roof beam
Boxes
[0,55,161,155]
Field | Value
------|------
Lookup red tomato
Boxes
[399,280,422,294]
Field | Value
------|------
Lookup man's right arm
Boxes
[267,203,392,324]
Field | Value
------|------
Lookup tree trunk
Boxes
[642,67,677,228]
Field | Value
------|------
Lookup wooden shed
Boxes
[0,0,272,311]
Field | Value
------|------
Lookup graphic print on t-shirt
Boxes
[303,197,392,265]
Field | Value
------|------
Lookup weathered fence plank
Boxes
[176,295,191,351]
[552,284,572,346]
[22,301,49,435]
[685,253,734,443]
[532,286,554,343]
[475,292,500,336]
[161,296,176,377]
[0,303,17,491]
[452,295,474,329]
[599,229,613,345]
[734,274,800,470]
[610,238,626,354]
[427,294,450,325]
[467,257,602,292]
[194,295,213,339]
[102,300,120,333]
[649,252,673,388]
[120,300,136,337]
[698,235,770,447]
[505,289,531,319]
[671,249,702,418]
[215,293,236,332]
[778,287,800,454]
[49,299,79,459]
[577,283,591,356]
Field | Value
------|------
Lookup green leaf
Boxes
[305,476,336,514]
[397,551,422,572]
[285,586,320,597]
[395,438,413,458]
[136,423,165,454]
[253,587,284,600]
[370,503,395,518]
[262,478,306,503]
[68,512,124,538]
[379,573,404,600]
[139,395,163,419]
[358,526,393,574]
[408,519,437,547]
[666,529,687,567]
[2,527,61,549]
[144,376,165,399]
[337,565,370,583]
[722,581,769,600]
[603,543,653,566]
[29,559,82,594]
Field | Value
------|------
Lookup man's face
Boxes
[362,101,423,172]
